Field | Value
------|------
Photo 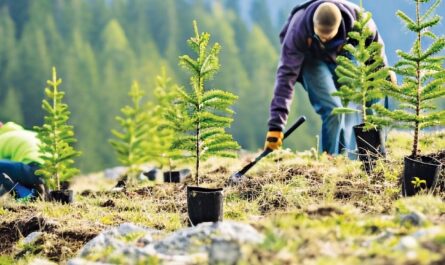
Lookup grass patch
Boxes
[0,131,443,263]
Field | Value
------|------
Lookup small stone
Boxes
[395,236,418,250]
[68,258,111,265]
[28,258,57,265]
[411,227,441,239]
[400,212,426,227]
[209,239,241,265]
[23,232,44,245]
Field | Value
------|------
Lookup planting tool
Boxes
[229,116,307,184]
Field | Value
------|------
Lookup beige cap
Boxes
[313,2,342,37]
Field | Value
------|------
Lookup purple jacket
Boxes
[268,0,388,131]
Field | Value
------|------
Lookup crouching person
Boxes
[0,121,47,201]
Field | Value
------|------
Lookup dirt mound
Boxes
[0,207,101,263]
[0,215,58,255]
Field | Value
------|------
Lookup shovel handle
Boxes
[284,116,307,139]
[231,116,307,179]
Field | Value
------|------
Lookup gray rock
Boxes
[73,222,263,265]
[394,227,442,251]
[209,239,241,265]
[23,231,44,245]
[411,227,441,239]
[394,236,418,251]
[68,259,112,265]
[400,211,426,227]
[79,223,160,257]
[361,230,394,247]
[154,221,263,255]
[28,258,57,265]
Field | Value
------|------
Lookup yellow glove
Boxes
[264,131,284,150]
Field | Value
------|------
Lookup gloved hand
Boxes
[264,131,284,150]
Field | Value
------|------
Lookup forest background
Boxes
[0,0,444,173]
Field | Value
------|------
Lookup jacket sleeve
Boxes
[268,25,305,131]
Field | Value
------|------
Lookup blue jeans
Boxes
[0,160,42,196]
[301,58,360,157]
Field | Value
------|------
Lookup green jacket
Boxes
[0,122,43,165]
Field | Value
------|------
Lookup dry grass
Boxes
[0,131,444,264]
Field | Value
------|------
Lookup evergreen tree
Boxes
[165,21,240,185]
[0,8,16,97]
[373,0,445,157]
[0,88,24,124]
[333,7,389,126]
[109,82,150,182]
[238,26,278,149]
[146,0,178,59]
[100,18,136,166]
[208,3,250,98]
[34,67,81,191]
[250,0,278,49]
[14,24,51,126]
[63,30,103,172]
[145,69,180,168]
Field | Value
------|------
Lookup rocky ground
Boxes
[0,131,444,265]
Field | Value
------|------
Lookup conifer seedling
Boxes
[333,5,389,128]
[146,69,181,169]
[164,21,240,185]
[109,81,150,183]
[372,0,445,157]
[34,67,81,191]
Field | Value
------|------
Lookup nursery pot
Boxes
[402,156,441,197]
[50,189,74,204]
[143,168,159,181]
[353,124,386,172]
[164,169,191,183]
[187,186,223,226]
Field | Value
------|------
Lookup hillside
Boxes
[0,131,444,264]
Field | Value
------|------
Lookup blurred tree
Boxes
[146,0,179,61]
[145,69,180,168]
[0,88,24,124]
[100,19,136,166]
[109,82,151,184]
[63,30,104,172]
[237,26,278,149]
[250,0,278,49]
[0,0,31,38]
[0,8,16,99]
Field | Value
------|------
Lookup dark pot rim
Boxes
[163,171,180,174]
[353,123,381,131]
[187,186,223,193]
[405,155,441,167]
[50,189,74,194]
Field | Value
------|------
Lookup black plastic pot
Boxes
[50,190,74,204]
[143,168,159,181]
[164,169,191,183]
[353,124,386,173]
[187,186,223,226]
[402,156,441,196]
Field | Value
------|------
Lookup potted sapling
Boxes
[333,4,390,173]
[109,82,151,187]
[146,69,190,183]
[164,21,240,225]
[373,0,445,196]
[34,67,81,204]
